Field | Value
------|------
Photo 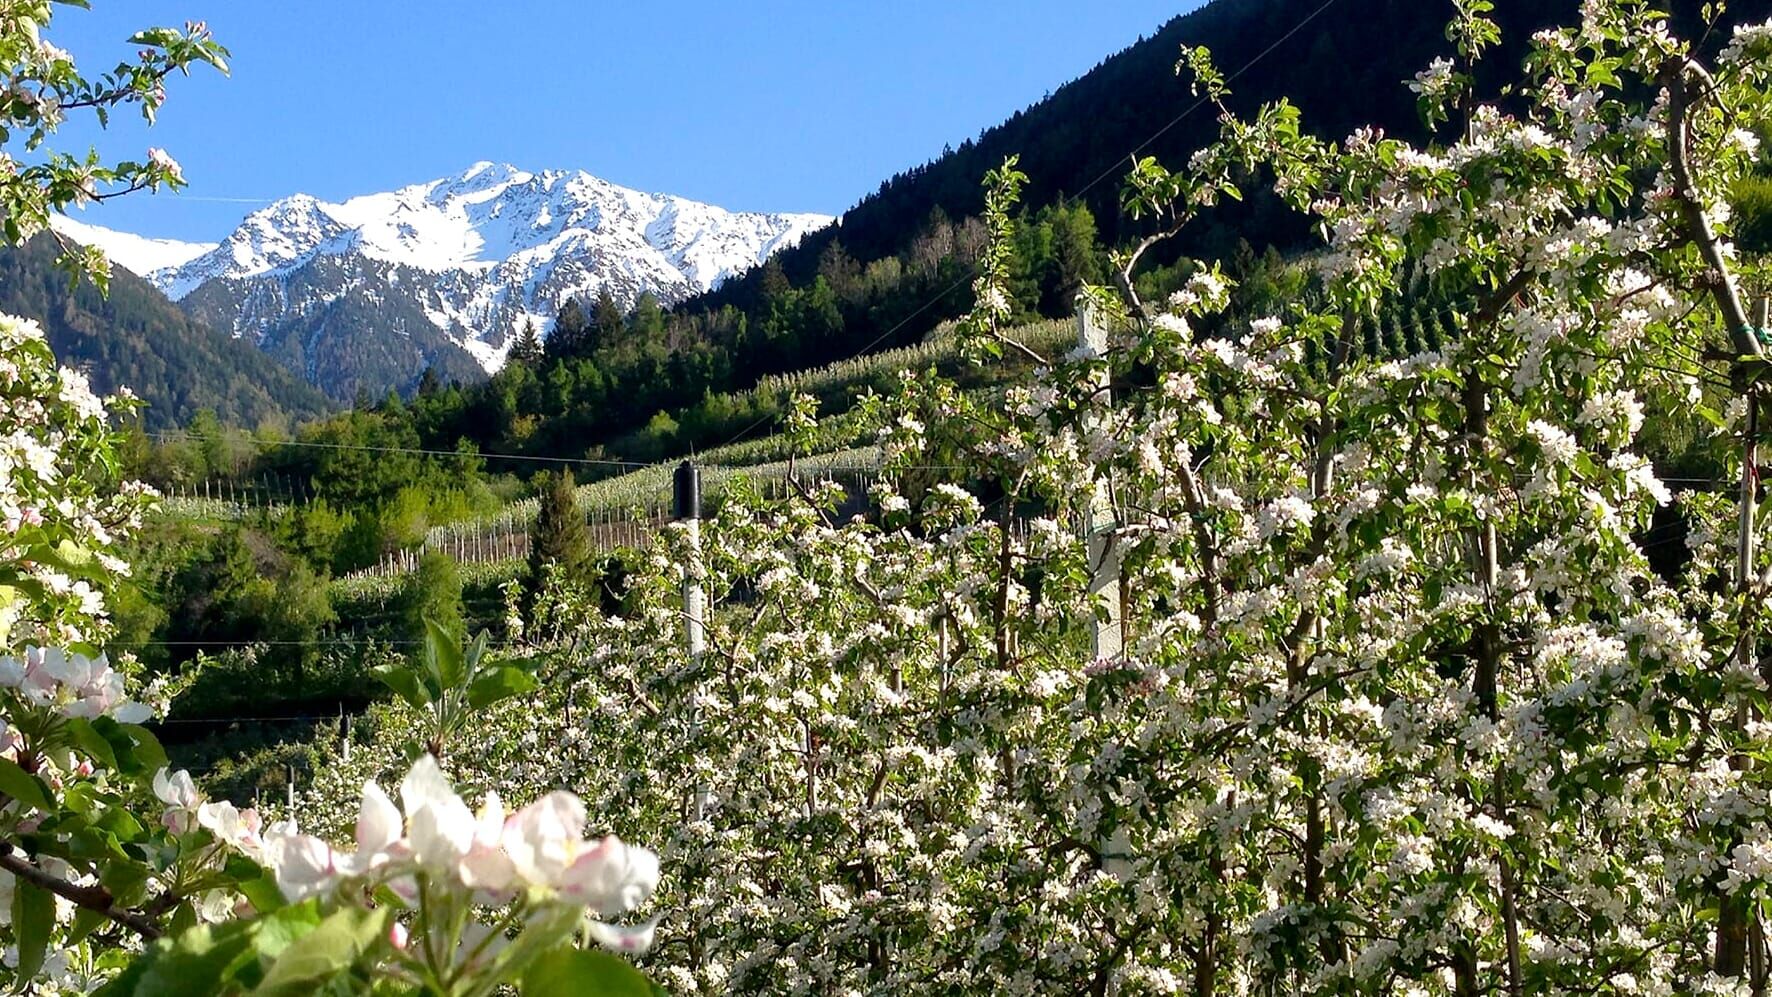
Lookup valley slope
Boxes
[0,234,332,431]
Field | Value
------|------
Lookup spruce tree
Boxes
[508,319,544,367]
[592,291,624,352]
[544,298,591,361]
[525,470,590,613]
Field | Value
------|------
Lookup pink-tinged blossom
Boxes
[245,755,660,953]
[556,835,661,917]
[145,147,182,182]
[263,822,342,902]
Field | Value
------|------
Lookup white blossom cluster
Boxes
[262,756,659,955]
[0,648,149,723]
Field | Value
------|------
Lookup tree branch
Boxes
[1661,57,1758,357]
[0,844,162,940]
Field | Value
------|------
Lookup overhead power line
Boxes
[1071,0,1344,203]
[716,0,1344,450]
[151,431,648,469]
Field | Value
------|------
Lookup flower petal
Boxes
[557,836,660,916]
[356,780,403,856]
[502,791,586,888]
[585,917,658,955]
[398,754,455,818]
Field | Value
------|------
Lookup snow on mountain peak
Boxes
[49,214,217,279]
[141,164,832,374]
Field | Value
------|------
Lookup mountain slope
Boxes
[353,0,1772,468]
[682,0,1764,321]
[0,234,333,431]
[130,163,830,399]
[50,215,217,277]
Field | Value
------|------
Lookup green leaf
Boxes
[13,879,55,983]
[68,906,107,945]
[248,900,325,964]
[167,902,199,941]
[225,853,288,914]
[65,718,166,778]
[466,628,491,671]
[53,538,94,568]
[99,919,259,997]
[467,665,539,710]
[65,717,120,770]
[117,723,170,775]
[372,662,431,710]
[425,617,466,690]
[99,858,151,908]
[522,948,658,997]
[250,905,389,996]
[0,757,54,813]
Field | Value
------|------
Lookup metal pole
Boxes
[1079,301,1124,660]
[675,461,708,822]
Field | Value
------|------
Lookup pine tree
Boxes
[629,292,666,347]
[758,258,791,301]
[509,319,544,367]
[525,470,590,614]
[544,298,592,361]
[416,366,442,397]
[592,291,624,353]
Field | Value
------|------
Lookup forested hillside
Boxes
[0,234,333,430]
[337,0,1766,469]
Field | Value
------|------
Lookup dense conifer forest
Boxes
[0,235,332,430]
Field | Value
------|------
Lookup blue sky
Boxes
[47,1,1202,243]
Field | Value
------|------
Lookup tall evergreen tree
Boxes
[592,291,625,352]
[1046,201,1101,311]
[816,239,862,303]
[416,366,442,398]
[508,319,544,367]
[544,298,592,360]
[758,258,791,301]
[398,550,463,645]
[525,470,590,614]
[630,292,666,347]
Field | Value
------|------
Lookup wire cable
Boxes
[150,431,649,469]
[712,0,1345,451]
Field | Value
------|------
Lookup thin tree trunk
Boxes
[1464,360,1524,996]
[1721,300,1768,978]
[1194,852,1223,997]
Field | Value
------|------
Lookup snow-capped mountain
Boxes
[57,163,831,400]
[50,215,216,278]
